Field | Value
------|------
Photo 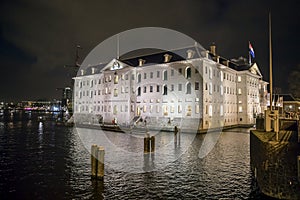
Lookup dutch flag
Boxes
[249,42,255,58]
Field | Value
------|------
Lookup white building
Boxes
[73,44,268,132]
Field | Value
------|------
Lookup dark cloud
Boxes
[0,0,299,101]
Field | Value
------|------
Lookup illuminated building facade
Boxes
[73,45,268,131]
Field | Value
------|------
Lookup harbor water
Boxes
[0,111,265,199]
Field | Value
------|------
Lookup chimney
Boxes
[216,56,220,63]
[80,69,84,76]
[138,59,145,66]
[91,67,95,74]
[205,50,209,59]
[210,43,216,56]
[186,50,195,59]
[164,54,172,63]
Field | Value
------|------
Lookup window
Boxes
[209,83,212,94]
[137,87,141,96]
[179,68,182,74]
[238,88,242,95]
[171,84,174,91]
[205,83,208,90]
[114,75,119,84]
[131,74,135,80]
[220,105,224,116]
[205,66,207,74]
[157,85,160,92]
[143,105,147,113]
[150,86,153,93]
[237,76,241,82]
[137,73,141,83]
[125,74,129,80]
[178,105,182,113]
[163,85,168,95]
[121,86,124,93]
[186,82,191,94]
[209,67,212,79]
[186,67,191,79]
[150,72,153,78]
[163,70,168,81]
[239,106,243,113]
[157,71,160,78]
[143,86,147,93]
[144,73,147,79]
[178,84,182,91]
[113,105,117,115]
[186,105,192,116]
[195,104,200,114]
[220,71,223,82]
[171,69,174,76]
[209,105,212,117]
[171,105,175,113]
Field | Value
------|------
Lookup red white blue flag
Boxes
[249,42,255,58]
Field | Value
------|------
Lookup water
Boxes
[0,111,262,199]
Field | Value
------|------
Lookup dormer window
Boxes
[187,50,195,59]
[164,54,172,63]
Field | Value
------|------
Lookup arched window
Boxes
[163,85,168,95]
[137,87,141,96]
[186,67,191,79]
[186,82,191,94]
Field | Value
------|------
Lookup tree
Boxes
[288,65,300,98]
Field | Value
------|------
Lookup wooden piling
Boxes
[91,144,98,178]
[144,136,150,153]
[96,146,105,180]
[150,136,155,152]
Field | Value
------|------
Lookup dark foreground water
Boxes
[0,112,263,199]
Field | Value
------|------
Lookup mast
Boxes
[269,12,273,111]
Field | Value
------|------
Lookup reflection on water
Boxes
[0,113,262,199]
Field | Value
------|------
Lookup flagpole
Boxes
[269,12,273,111]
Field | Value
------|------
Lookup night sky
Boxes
[0,0,299,102]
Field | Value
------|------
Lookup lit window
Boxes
[220,105,224,116]
[163,105,168,116]
[209,105,212,117]
[186,105,192,116]
[239,106,243,113]
[114,75,119,84]
[220,71,223,82]
[178,105,182,113]
[143,105,147,113]
[114,88,118,97]
[195,104,200,114]
[238,88,242,95]
[237,76,241,82]
[113,105,118,115]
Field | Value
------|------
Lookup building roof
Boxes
[273,94,298,102]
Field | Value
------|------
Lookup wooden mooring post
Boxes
[91,144,105,180]
[144,134,155,153]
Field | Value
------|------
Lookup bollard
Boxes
[150,136,155,152]
[96,146,105,180]
[91,144,98,178]
[144,136,150,153]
